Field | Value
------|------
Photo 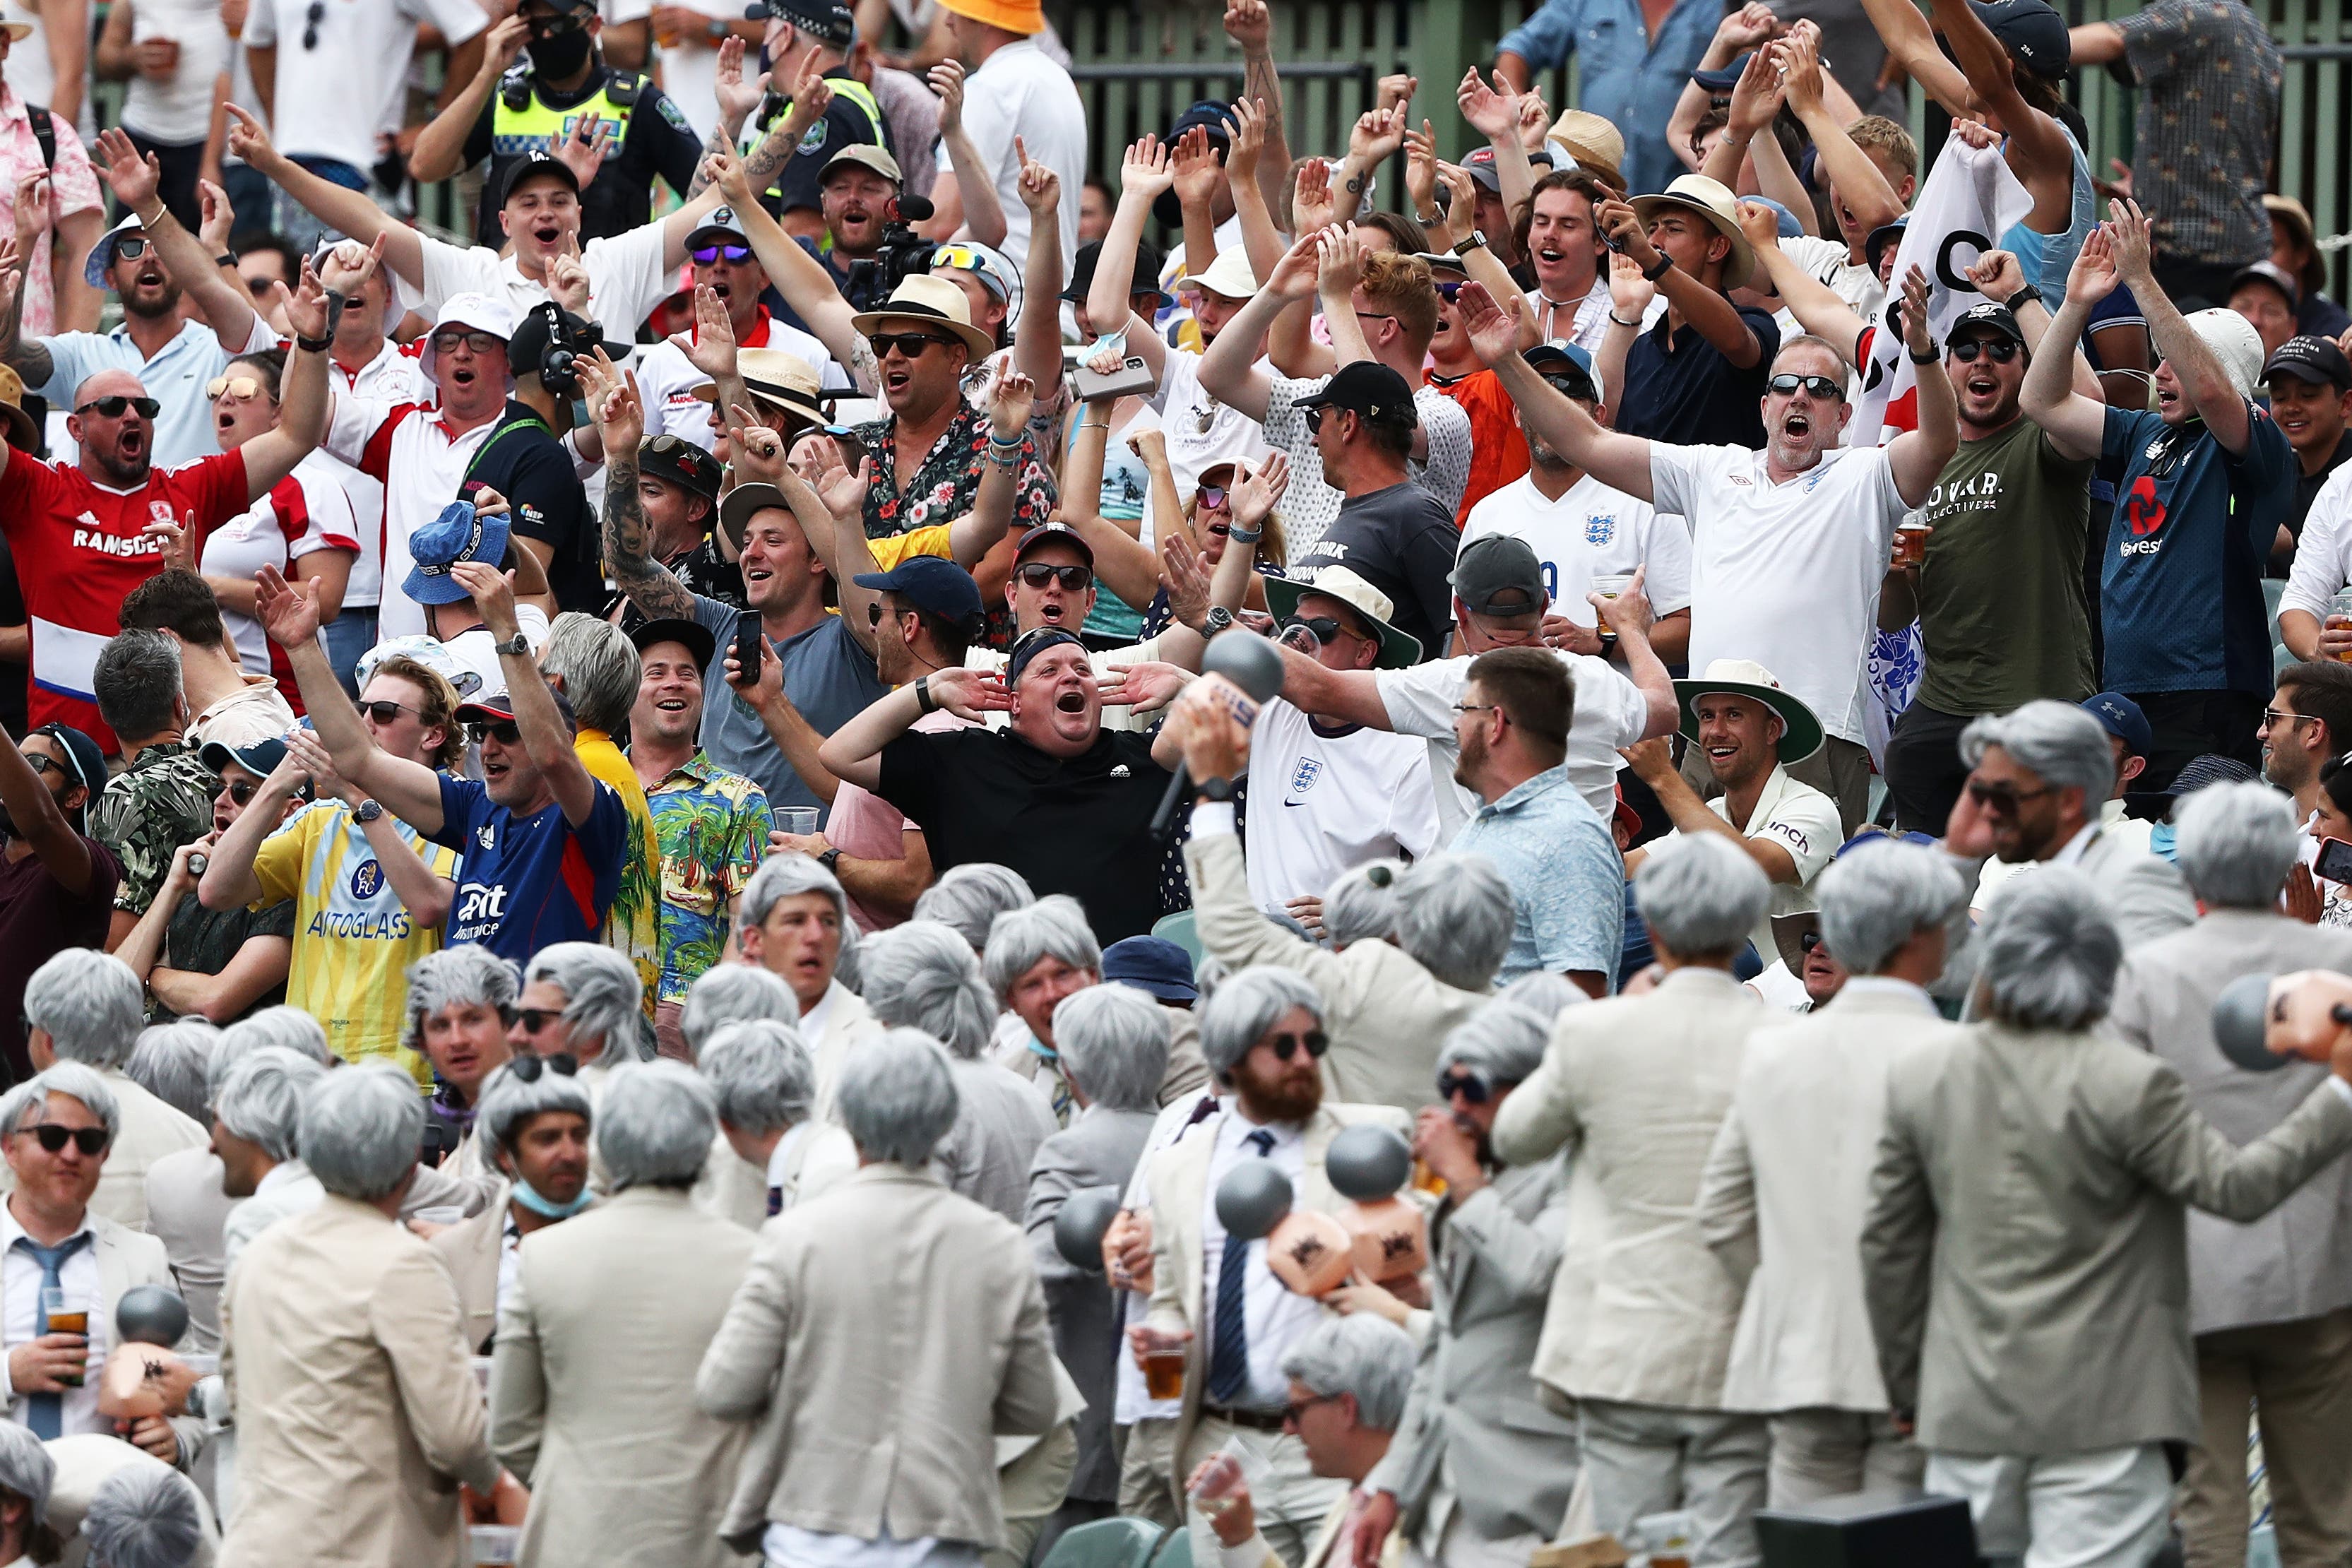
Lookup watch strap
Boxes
[1641,251,1674,283]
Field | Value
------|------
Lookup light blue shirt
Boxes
[34,319,246,469]
[1497,0,1721,197]
[1451,764,1625,986]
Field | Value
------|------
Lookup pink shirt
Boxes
[828,706,969,932]
[0,87,103,338]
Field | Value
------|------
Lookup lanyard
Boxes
[461,408,554,489]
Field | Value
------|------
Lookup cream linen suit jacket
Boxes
[806,981,885,1120]
[143,1147,233,1352]
[1694,981,1954,1415]
[694,1163,1062,1558]
[0,1069,210,1232]
[1140,1099,1414,1492]
[1239,1487,1407,1568]
[490,1186,758,1568]
[693,1122,859,1233]
[1490,966,1769,1410]
[429,1186,510,1355]
[219,1194,499,1568]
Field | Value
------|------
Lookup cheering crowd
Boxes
[0,0,2346,1563]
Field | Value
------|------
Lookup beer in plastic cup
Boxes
[1589,573,1634,599]
[42,1288,87,1386]
[1894,522,1930,568]
[1410,1158,1448,1196]
[1137,1327,1187,1400]
[1189,1450,1246,1516]
[2329,589,2352,663]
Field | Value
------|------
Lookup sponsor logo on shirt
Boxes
[2119,475,2168,557]
[69,521,171,559]
[307,909,413,940]
[1110,764,1131,778]
[477,824,497,850]
[453,881,509,938]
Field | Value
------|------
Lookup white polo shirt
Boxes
[323,394,499,644]
[1660,763,1840,960]
[2282,461,2352,631]
[1459,471,1694,626]
[416,225,672,348]
[1650,441,1910,747]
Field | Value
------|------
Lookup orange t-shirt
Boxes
[1427,368,1528,526]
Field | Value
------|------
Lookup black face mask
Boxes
[528,24,594,81]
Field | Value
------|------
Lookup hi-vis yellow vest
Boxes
[740,73,884,203]
[491,68,645,158]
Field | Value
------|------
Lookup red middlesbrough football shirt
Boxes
[0,448,249,750]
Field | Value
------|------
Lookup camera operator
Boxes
[774,143,928,321]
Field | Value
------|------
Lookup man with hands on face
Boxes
[1589,172,1774,447]
[252,558,630,969]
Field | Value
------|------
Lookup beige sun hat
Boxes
[1546,109,1626,191]
[848,273,997,359]
[1629,174,1756,291]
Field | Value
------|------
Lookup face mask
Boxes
[511,1176,593,1219]
[2149,822,2178,862]
[528,24,595,81]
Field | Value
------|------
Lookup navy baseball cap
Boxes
[1103,936,1198,1003]
[1865,216,1909,277]
[29,723,108,809]
[1005,627,1086,688]
[2081,692,2153,760]
[1692,51,1752,95]
[1746,196,1804,239]
[854,555,987,630]
[198,735,291,780]
[1526,342,1598,400]
[1971,0,2069,77]
[1154,101,1235,225]
[403,501,510,607]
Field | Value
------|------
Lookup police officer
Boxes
[740,0,893,238]
[411,0,708,248]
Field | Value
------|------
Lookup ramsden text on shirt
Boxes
[72,508,182,557]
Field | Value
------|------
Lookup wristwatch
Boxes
[494,631,533,658]
[352,799,384,825]
[1203,606,1235,634]
[2005,284,2044,313]
[1196,776,1236,802]
[817,847,843,872]
[1458,229,1489,255]
[705,16,730,38]
[1641,251,1674,283]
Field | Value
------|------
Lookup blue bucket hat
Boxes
[403,500,511,607]
[83,214,148,290]
[1103,936,1197,1004]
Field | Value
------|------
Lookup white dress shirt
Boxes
[0,1204,104,1435]
[1116,1091,1224,1425]
[1200,1112,1321,1411]
[765,1524,986,1568]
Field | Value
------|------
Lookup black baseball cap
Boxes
[636,434,723,504]
[198,736,291,780]
[28,723,106,826]
[1064,239,1170,309]
[1295,362,1418,427]
[628,617,718,671]
[498,149,579,208]
[1692,51,1752,94]
[1526,343,1598,400]
[1970,0,2068,77]
[1951,302,2027,350]
[743,0,855,46]
[1450,534,1545,617]
[1154,102,1234,227]
[2267,335,2352,391]
[854,554,987,630]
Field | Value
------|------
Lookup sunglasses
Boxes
[218,778,259,806]
[508,1050,577,1077]
[1435,280,1465,302]
[1950,338,2021,364]
[930,244,999,282]
[1196,485,1228,511]
[19,1124,108,1156]
[867,331,953,360]
[1767,374,1843,400]
[1281,615,1351,646]
[1304,406,1331,433]
[206,374,270,402]
[245,274,278,299]
[302,0,323,49]
[1964,778,2055,815]
[23,753,64,778]
[74,395,160,420]
[361,699,420,725]
[1435,1069,1490,1103]
[2264,708,2318,730]
[691,243,753,266]
[1283,1392,1343,1425]
[1263,1029,1329,1062]
[431,329,504,356]
[113,236,150,263]
[1015,563,1093,592]
[466,720,522,747]
[1798,929,1823,954]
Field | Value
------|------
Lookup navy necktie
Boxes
[1207,1128,1276,1404]
[17,1232,91,1439]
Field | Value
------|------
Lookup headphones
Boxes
[516,301,591,397]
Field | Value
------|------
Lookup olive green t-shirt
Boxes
[1915,418,2097,715]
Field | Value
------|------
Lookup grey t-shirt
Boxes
[691,596,887,821]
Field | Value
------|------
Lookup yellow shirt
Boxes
[862,524,955,571]
[251,799,462,1085]
[574,728,662,1018]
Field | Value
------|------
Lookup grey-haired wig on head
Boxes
[1497,971,1584,1022]
[679,964,797,1060]
[0,1420,51,1530]
[835,1027,961,1165]
[1634,834,1771,959]
[912,862,1035,951]
[82,1460,203,1568]
[127,1020,219,1124]
[1321,860,1402,950]
[523,943,648,1063]
[475,1057,595,1160]
[0,1061,120,1143]
[699,1019,816,1135]
[298,1061,426,1201]
[400,946,520,1057]
[1278,1313,1418,1432]
[210,1006,333,1105]
[861,920,996,1058]
[1958,700,2116,802]
[1053,983,1168,1112]
[982,896,1101,1005]
[741,853,850,934]
[1199,967,1323,1084]
[1436,1000,1551,1091]
[539,612,642,735]
[1976,867,2120,1031]
[1394,853,1515,991]
[2175,781,2300,909]
[1816,841,1968,976]
[24,949,143,1068]
[213,1046,331,1163]
[596,1059,716,1190]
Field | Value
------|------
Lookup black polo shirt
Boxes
[1616,304,1781,449]
[2274,429,2352,578]
[459,400,600,615]
[462,66,706,247]
[877,726,1173,942]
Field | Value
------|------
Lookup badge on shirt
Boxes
[1289,757,1323,795]
[1584,514,1615,545]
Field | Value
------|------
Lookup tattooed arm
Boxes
[583,356,703,624]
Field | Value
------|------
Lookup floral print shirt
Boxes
[641,749,774,1005]
[850,403,1055,548]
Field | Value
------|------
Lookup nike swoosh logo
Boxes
[1283,799,1306,807]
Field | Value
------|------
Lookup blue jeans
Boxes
[274,158,369,254]
[319,607,379,699]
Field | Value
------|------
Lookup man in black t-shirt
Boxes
[2264,335,2352,577]
[1289,363,1459,657]
[465,304,600,615]
[816,628,1177,942]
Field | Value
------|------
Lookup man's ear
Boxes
[2119,754,2147,788]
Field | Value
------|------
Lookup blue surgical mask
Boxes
[2149,822,2178,863]
[510,1177,593,1219]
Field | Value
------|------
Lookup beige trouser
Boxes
[1677,734,1874,841]
[1764,1408,1924,1509]
[988,1420,1079,1568]
[1119,1418,1184,1528]
[2182,1307,2352,1568]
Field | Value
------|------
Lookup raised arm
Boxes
[1925,0,2072,232]
[687,37,772,198]
[1457,70,1538,225]
[1199,231,1324,423]
[0,718,90,894]
[1778,32,1902,238]
[285,730,455,929]
[2021,227,2124,462]
[1463,283,1658,499]
[1594,569,1680,738]
[1011,141,1066,398]
[1222,97,1288,304]
[1969,247,2103,400]
[579,355,706,626]
[235,257,336,501]
[1738,204,1869,356]
[1224,0,1293,218]
[1170,125,1224,283]
[1597,196,1761,369]
[815,669,1011,792]
[1055,406,1162,610]
[408,16,527,184]
[452,562,598,828]
[1886,266,1959,506]
[1087,136,1175,385]
[1698,47,1787,196]
[0,215,53,391]
[1855,0,1970,116]
[96,129,261,352]
[223,105,424,287]
[712,152,867,381]
[927,60,1008,249]
[2109,200,2250,451]
[196,747,308,913]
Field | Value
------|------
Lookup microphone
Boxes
[1151,630,1287,838]
[898,192,937,224]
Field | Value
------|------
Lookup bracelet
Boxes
[1906,341,1942,364]
[294,331,333,352]
[1225,524,1263,544]
[1640,252,1673,283]
[987,430,1023,449]
[986,447,1021,473]
[1608,311,1642,328]
[914,674,937,715]
[213,251,238,269]
[2006,284,2043,313]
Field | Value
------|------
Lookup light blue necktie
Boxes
[1207,1128,1275,1404]
[16,1233,91,1439]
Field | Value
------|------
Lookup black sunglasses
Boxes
[1950,338,2021,364]
[75,395,161,420]
[112,236,150,263]
[1281,614,1349,646]
[1798,929,1823,954]
[867,331,949,359]
[1015,563,1093,592]
[466,720,523,747]
[22,753,64,778]
[1304,406,1331,433]
[20,1124,109,1156]
[1435,280,1465,302]
[692,243,754,266]
[219,778,259,806]
[1435,1069,1490,1103]
[1264,1029,1329,1062]
[361,699,420,725]
[1767,374,1842,400]
[1964,779,2054,815]
[508,1050,578,1077]
[302,0,323,49]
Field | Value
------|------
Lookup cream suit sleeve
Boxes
[488,1261,549,1484]
[371,1242,501,1494]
